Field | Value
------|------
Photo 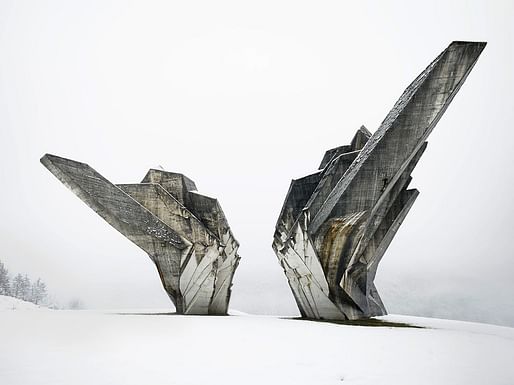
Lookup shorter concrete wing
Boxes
[41,154,240,315]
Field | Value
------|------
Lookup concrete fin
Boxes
[305,150,360,227]
[275,172,322,238]
[41,154,186,251]
[186,192,231,242]
[309,41,486,235]
[350,125,372,151]
[141,169,197,205]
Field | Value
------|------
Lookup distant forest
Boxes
[0,259,48,305]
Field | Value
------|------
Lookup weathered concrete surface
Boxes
[273,41,486,320]
[41,155,240,315]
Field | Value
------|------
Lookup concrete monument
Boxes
[41,155,240,315]
[272,41,486,320]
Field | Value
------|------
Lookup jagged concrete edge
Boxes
[274,172,323,238]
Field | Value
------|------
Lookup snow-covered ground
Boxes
[0,294,47,311]
[0,303,513,385]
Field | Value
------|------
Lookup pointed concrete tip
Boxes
[40,153,57,168]
[40,153,52,163]
[449,40,487,55]
[40,154,90,173]
[40,153,68,164]
[357,125,372,137]
[350,126,372,151]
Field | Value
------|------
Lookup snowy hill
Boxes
[0,309,512,385]
[0,294,48,311]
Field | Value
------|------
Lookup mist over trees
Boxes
[67,298,85,310]
[0,260,48,305]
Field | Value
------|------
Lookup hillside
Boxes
[0,308,512,385]
[0,294,47,311]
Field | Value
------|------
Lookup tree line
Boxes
[0,260,48,305]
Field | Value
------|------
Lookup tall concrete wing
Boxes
[41,155,240,315]
[273,41,485,320]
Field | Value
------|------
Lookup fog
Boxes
[1,0,513,326]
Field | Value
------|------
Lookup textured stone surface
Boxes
[41,155,240,315]
[273,41,486,320]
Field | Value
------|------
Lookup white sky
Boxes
[1,0,513,325]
